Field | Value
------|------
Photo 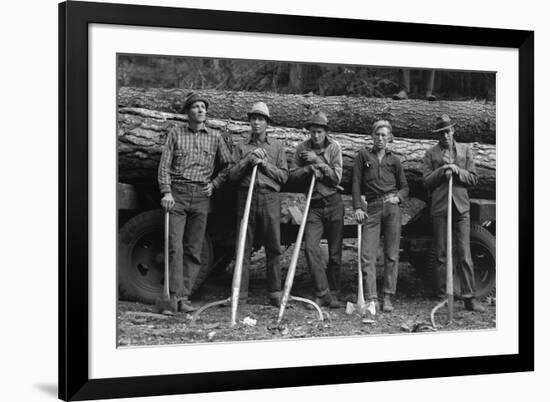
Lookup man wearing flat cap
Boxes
[229,102,288,307]
[158,92,233,314]
[422,114,485,312]
[352,120,409,313]
[289,111,344,308]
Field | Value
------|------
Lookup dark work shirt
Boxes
[352,148,409,209]
[229,133,288,192]
[290,136,343,200]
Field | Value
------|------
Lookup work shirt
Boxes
[423,140,478,216]
[290,136,343,200]
[157,123,233,194]
[229,133,288,192]
[352,148,409,209]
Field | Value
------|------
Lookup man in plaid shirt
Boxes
[158,93,233,313]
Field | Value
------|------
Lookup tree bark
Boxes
[118,107,495,200]
[118,87,496,143]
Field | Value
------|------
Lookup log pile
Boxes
[118,107,496,200]
[119,87,496,144]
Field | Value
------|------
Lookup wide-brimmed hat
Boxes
[305,111,329,130]
[183,92,209,112]
[247,102,272,122]
[431,114,456,133]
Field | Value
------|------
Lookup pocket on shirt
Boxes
[172,150,189,170]
[200,149,214,166]
[364,165,376,181]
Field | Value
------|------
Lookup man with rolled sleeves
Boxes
[158,92,233,314]
[229,102,288,307]
[423,114,485,312]
[289,111,343,308]
[352,120,409,313]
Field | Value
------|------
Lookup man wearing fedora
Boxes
[158,92,233,314]
[229,102,288,307]
[423,114,485,312]
[353,120,409,313]
[289,111,344,308]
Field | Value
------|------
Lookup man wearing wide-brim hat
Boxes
[158,92,233,314]
[229,102,288,307]
[289,111,344,308]
[422,114,485,312]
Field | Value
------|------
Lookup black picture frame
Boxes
[59,1,534,400]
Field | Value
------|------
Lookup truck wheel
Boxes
[424,223,496,298]
[470,223,496,298]
[118,210,213,304]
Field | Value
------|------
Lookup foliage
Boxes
[117,55,495,101]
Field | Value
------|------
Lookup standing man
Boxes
[423,114,485,312]
[158,92,233,314]
[352,120,409,313]
[289,111,343,308]
[229,102,288,307]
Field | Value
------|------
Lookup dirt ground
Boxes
[117,242,496,347]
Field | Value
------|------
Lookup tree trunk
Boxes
[118,107,495,200]
[118,87,496,143]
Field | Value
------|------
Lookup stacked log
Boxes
[118,87,496,144]
[118,107,496,200]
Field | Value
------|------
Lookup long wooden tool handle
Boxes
[446,174,454,322]
[230,164,258,326]
[278,174,316,322]
[163,210,170,300]
[357,224,365,306]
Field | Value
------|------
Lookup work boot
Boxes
[314,293,341,309]
[464,298,486,313]
[392,89,408,100]
[156,294,178,315]
[177,298,198,313]
[269,296,282,307]
[382,294,394,313]
[426,92,437,101]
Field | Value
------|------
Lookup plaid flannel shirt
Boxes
[157,123,233,194]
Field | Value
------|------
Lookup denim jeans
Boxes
[304,193,344,297]
[168,184,210,298]
[432,204,476,298]
[236,189,282,299]
[361,201,401,300]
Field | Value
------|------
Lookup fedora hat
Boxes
[431,114,456,133]
[247,102,272,122]
[305,111,329,130]
[182,92,209,112]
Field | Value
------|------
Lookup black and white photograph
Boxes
[116,55,497,346]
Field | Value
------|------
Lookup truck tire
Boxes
[470,223,496,298]
[118,209,214,303]
[423,223,496,298]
